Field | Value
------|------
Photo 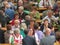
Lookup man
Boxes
[5,3,15,20]
[54,31,60,45]
[0,10,7,43]
[42,10,58,23]
[18,6,27,20]
[40,28,55,45]
[22,30,37,45]
[39,0,53,8]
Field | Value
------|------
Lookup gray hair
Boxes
[47,10,53,14]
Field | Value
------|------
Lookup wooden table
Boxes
[0,44,11,45]
[37,8,47,11]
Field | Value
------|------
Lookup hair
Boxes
[18,6,24,10]
[34,23,39,30]
[14,13,19,18]
[24,29,29,35]
[55,31,60,41]
[44,19,48,22]
[20,23,27,30]
[47,10,53,14]
[14,30,20,34]
[7,24,11,30]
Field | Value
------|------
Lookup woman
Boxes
[10,13,21,26]
[11,20,20,31]
[9,30,23,45]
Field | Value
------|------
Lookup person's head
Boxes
[24,29,29,35]
[18,6,24,13]
[3,1,8,6]
[57,1,60,8]
[25,15,31,20]
[18,0,23,6]
[0,10,4,15]
[44,19,49,26]
[47,10,53,17]
[14,20,20,26]
[45,28,51,36]
[34,23,39,30]
[14,30,20,37]
[14,13,19,19]
[55,31,60,41]
[7,23,11,30]
[20,23,27,30]
[30,18,35,25]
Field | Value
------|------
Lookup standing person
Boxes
[9,30,23,45]
[34,23,44,45]
[22,30,37,45]
[54,31,60,45]
[4,23,12,43]
[0,9,7,43]
[40,28,55,45]
[5,3,15,20]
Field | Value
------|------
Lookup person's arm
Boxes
[0,27,7,31]
[39,0,44,7]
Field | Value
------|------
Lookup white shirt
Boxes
[42,15,58,23]
[39,0,53,8]
[12,25,20,31]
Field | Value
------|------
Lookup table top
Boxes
[0,44,11,45]
[37,8,47,10]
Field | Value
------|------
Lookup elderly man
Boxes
[42,10,58,23]
[40,28,55,45]
[18,6,27,20]
[39,0,53,8]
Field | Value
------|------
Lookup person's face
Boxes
[57,3,60,7]
[48,12,53,17]
[18,9,23,13]
[44,20,48,27]
[15,15,19,19]
[15,33,20,37]
[18,0,23,6]
[14,21,19,27]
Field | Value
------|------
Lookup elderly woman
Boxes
[11,20,20,31]
[9,30,23,45]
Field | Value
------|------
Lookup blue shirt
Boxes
[5,8,14,20]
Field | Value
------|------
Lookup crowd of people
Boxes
[0,0,60,45]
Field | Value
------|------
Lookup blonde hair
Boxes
[20,23,27,30]
[14,30,20,34]
[18,6,24,10]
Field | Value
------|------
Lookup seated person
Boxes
[39,0,53,9]
[54,31,60,45]
[42,10,58,24]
